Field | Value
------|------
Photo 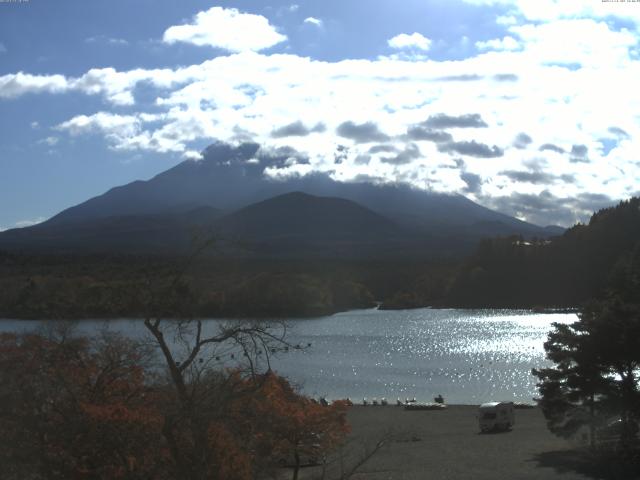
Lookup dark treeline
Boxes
[0,252,456,319]
[447,197,640,308]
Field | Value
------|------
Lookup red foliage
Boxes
[0,333,350,479]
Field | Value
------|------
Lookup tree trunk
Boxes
[589,393,595,449]
[293,451,300,480]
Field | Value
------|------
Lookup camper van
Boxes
[478,402,515,432]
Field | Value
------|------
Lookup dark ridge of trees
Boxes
[447,197,640,308]
[0,252,457,319]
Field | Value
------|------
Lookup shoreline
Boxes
[0,305,579,322]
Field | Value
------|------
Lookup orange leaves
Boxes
[207,422,253,480]
[1,332,350,479]
[0,332,167,479]
[224,371,351,468]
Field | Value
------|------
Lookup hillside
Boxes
[446,197,640,308]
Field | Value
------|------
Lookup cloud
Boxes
[13,217,46,229]
[461,172,483,194]
[38,136,59,147]
[85,35,129,46]
[388,33,432,51]
[0,43,6,54]
[0,72,69,99]
[4,7,640,227]
[368,145,397,154]
[480,190,614,227]
[423,113,488,129]
[54,112,192,152]
[271,121,325,138]
[475,36,520,51]
[608,126,629,139]
[539,143,565,154]
[56,112,141,137]
[500,169,555,184]
[461,0,640,25]
[406,126,453,143]
[304,17,323,27]
[570,144,589,163]
[379,143,422,165]
[162,7,287,52]
[336,121,390,143]
[493,73,518,82]
[436,74,483,82]
[513,132,532,149]
[438,140,504,158]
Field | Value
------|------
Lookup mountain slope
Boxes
[0,207,222,255]
[446,197,640,307]
[43,142,558,236]
[0,142,563,256]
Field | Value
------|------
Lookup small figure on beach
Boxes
[434,394,444,404]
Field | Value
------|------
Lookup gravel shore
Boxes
[295,405,601,480]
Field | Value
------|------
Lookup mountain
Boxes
[0,207,222,255]
[0,142,563,257]
[211,191,417,258]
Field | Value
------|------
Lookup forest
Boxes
[0,197,638,318]
[447,197,640,308]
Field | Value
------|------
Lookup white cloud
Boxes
[304,17,323,27]
[388,32,432,51]
[462,0,640,24]
[0,72,69,99]
[4,8,640,225]
[476,35,520,51]
[289,4,299,12]
[510,19,637,68]
[182,150,204,161]
[162,6,287,52]
[0,217,46,232]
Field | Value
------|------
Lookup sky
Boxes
[1,0,640,229]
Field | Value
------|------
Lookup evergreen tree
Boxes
[534,297,640,449]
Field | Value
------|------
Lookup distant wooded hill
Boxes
[446,197,640,308]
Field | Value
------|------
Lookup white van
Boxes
[478,402,515,432]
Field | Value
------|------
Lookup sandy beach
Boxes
[292,405,625,480]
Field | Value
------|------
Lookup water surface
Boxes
[0,308,576,404]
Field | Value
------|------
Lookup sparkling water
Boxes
[0,308,576,404]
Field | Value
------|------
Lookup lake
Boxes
[0,308,576,404]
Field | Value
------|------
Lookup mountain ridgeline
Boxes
[447,197,640,308]
[3,142,636,318]
[0,142,562,259]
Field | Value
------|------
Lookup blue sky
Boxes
[1,0,640,228]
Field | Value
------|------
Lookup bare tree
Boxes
[141,242,292,479]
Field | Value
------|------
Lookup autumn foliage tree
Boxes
[0,329,166,480]
[0,328,351,480]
